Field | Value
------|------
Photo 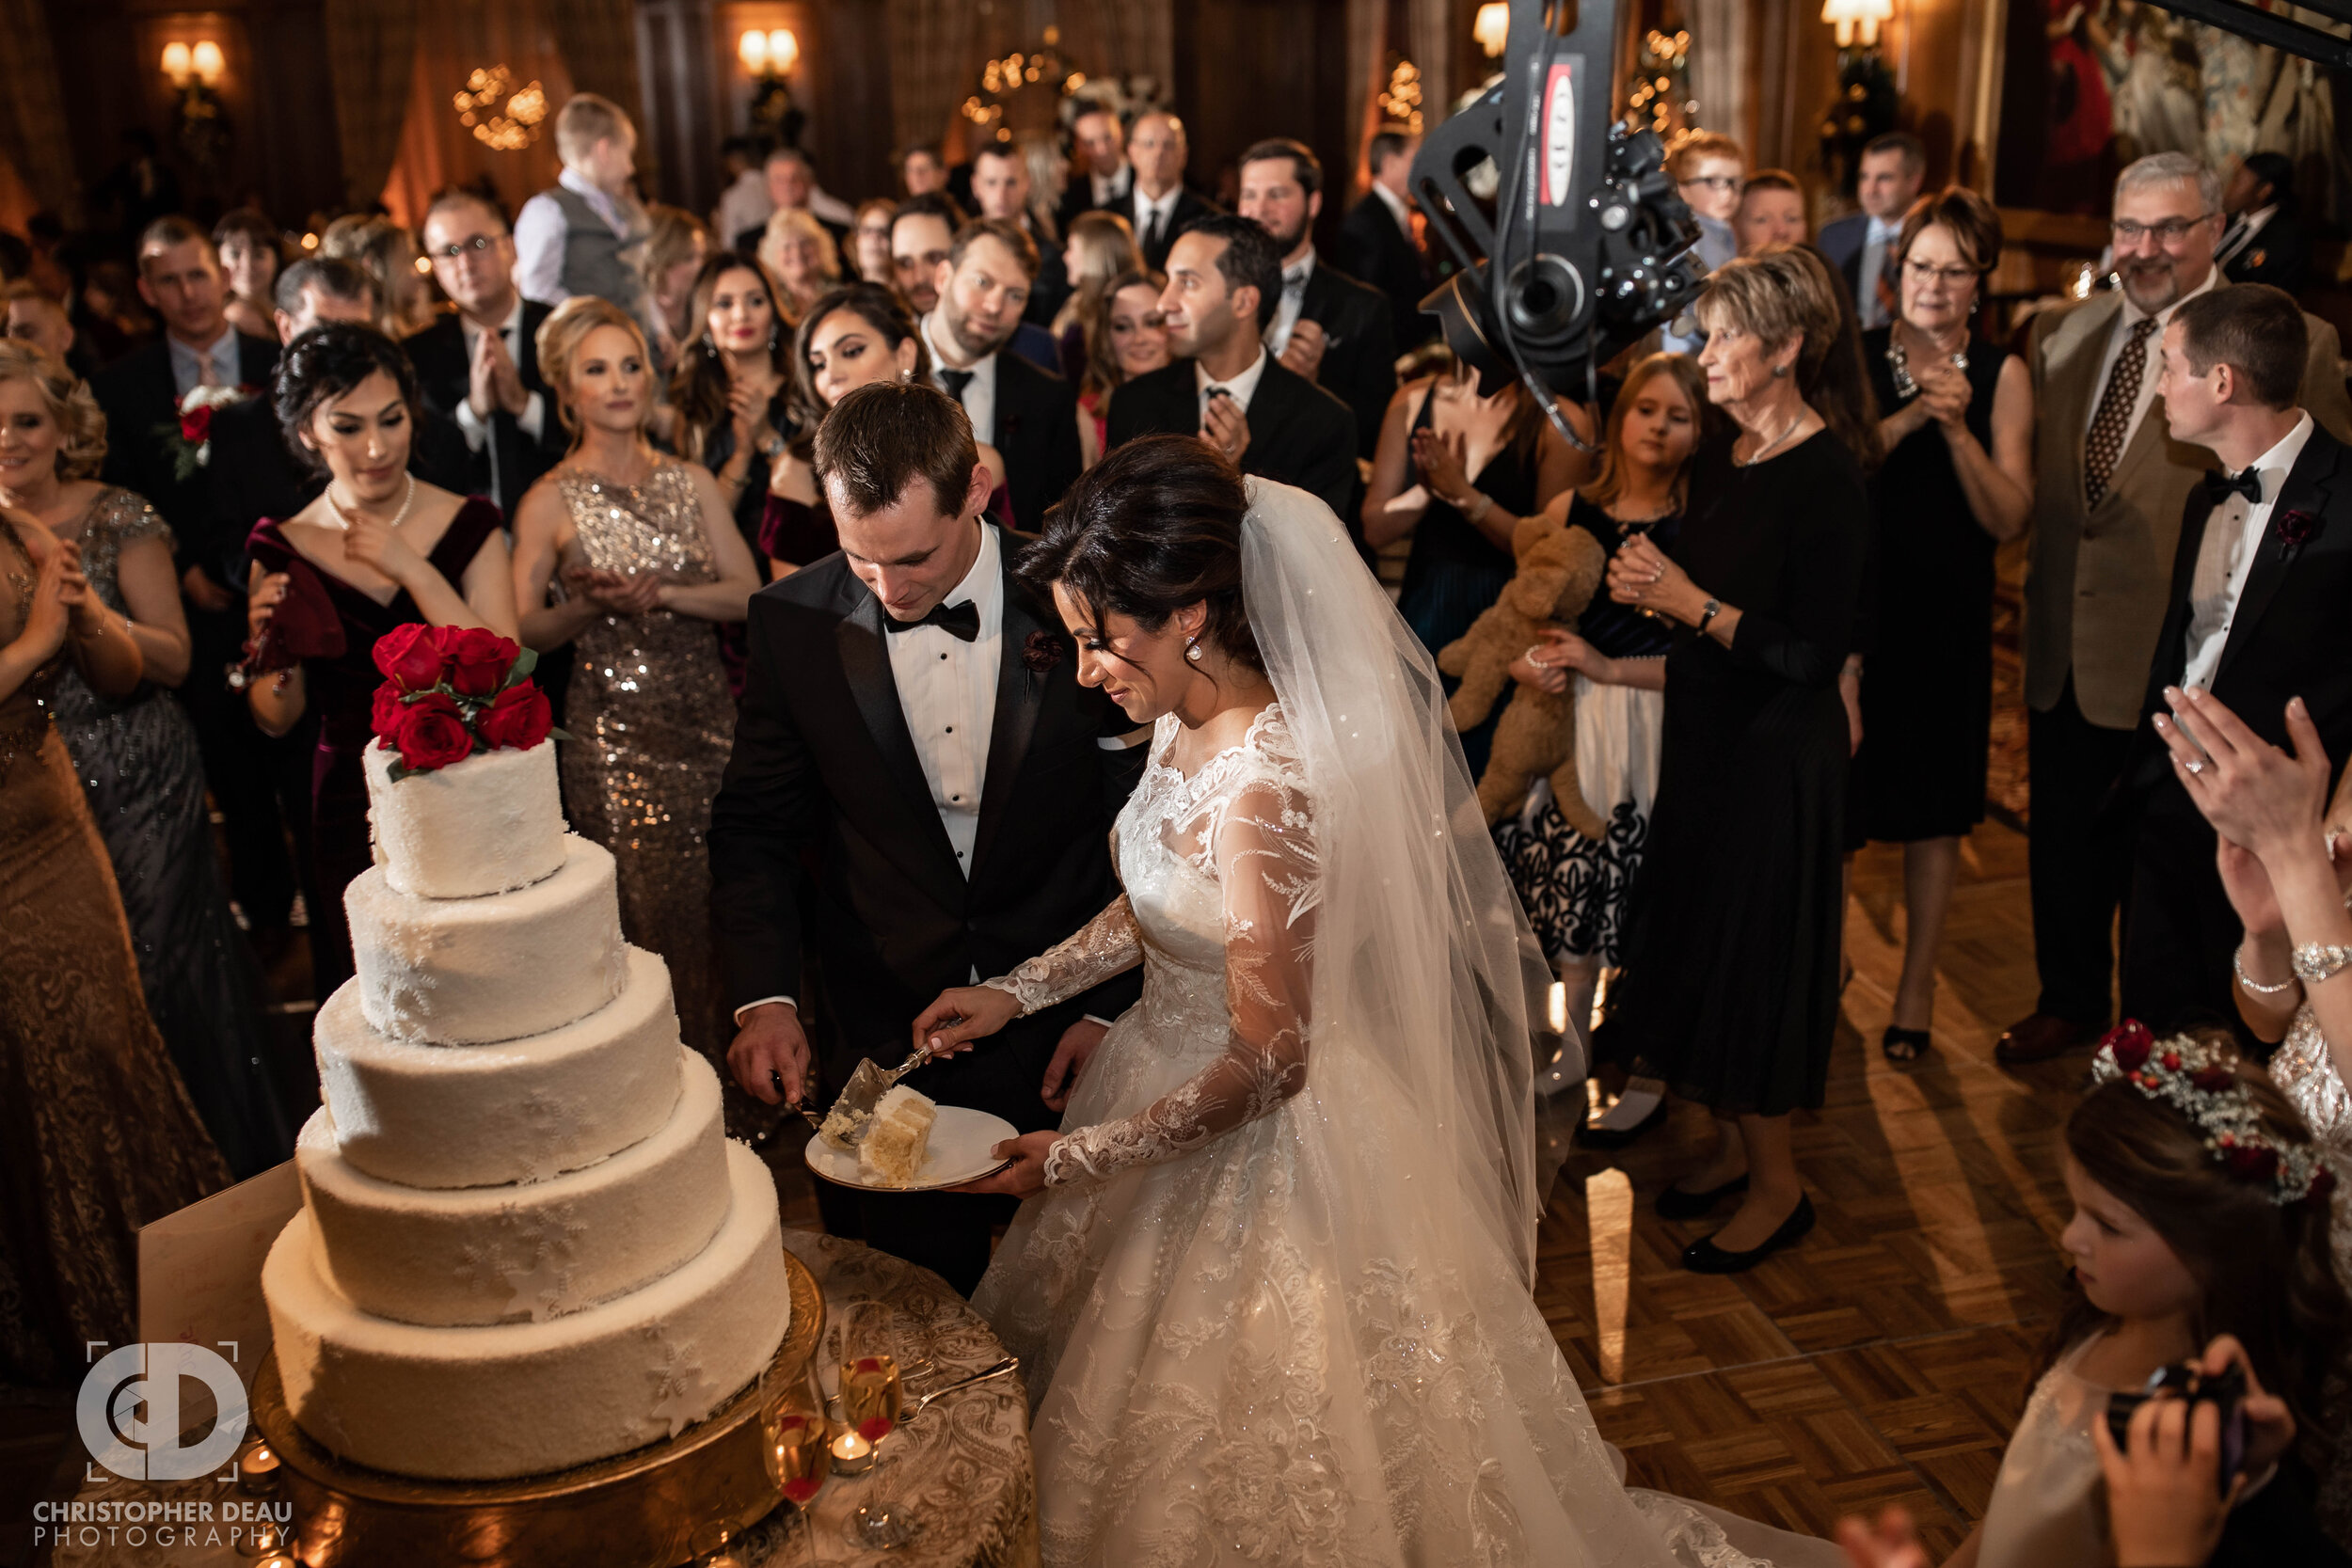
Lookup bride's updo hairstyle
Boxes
[1016,433,1263,674]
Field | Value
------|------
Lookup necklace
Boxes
[326,473,417,532]
[1735,409,1807,467]
[1885,324,1970,403]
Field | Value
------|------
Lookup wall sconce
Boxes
[159,38,230,172]
[1473,3,1510,59]
[739,28,798,76]
[1820,0,1893,49]
[161,40,226,88]
[739,28,803,145]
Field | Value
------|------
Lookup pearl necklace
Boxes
[326,473,416,532]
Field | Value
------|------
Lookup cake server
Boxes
[814,1046,937,1149]
[900,1356,1019,1423]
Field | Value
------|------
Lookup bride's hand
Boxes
[911,984,1022,1058]
[946,1131,1058,1199]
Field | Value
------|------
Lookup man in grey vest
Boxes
[514,92,650,325]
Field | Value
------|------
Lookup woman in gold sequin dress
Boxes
[512,298,761,1092]
[0,509,230,1386]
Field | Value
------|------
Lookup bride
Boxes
[914,436,1814,1565]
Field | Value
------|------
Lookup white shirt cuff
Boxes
[733,995,798,1026]
[519,390,547,443]
[453,397,492,452]
[1081,1014,1117,1029]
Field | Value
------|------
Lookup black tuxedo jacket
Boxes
[1296,259,1396,459]
[202,390,483,589]
[1338,194,1434,350]
[990,349,1085,531]
[2222,208,2312,295]
[2130,420,2352,795]
[404,304,565,518]
[707,529,1146,1115]
[1129,187,1221,272]
[1054,167,1131,234]
[94,332,279,583]
[1104,356,1358,521]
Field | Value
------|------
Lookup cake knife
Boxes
[810,1046,938,1149]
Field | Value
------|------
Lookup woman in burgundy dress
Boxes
[244,325,516,999]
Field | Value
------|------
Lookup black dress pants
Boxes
[2120,780,2246,1038]
[2026,678,2137,1025]
[183,604,307,932]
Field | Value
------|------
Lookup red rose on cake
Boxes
[373,623,450,692]
[392,691,475,770]
[477,681,553,751]
[370,679,407,740]
[438,626,523,697]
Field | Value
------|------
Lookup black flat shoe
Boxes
[1654,1173,1749,1220]
[1579,1096,1668,1149]
[1681,1194,1816,1275]
[1882,1025,1931,1063]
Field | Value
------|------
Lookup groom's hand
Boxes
[1041,1020,1107,1112]
[729,1003,811,1105]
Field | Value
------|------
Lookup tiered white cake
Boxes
[261,740,789,1482]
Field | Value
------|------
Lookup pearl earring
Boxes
[1184,635,1203,662]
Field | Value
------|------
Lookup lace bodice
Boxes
[986,704,1318,1188]
[2273,1005,2352,1265]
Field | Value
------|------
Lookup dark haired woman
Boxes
[1851,189,2033,1064]
[1074,268,1168,466]
[245,324,516,998]
[1605,246,1877,1273]
[664,250,793,567]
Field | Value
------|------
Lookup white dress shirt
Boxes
[1856,214,1902,331]
[167,327,241,400]
[711,168,774,247]
[2083,266,2220,452]
[452,298,549,497]
[2216,204,2280,269]
[514,167,631,307]
[921,311,997,444]
[1265,250,1315,356]
[1135,186,1183,250]
[1372,181,1413,234]
[1196,347,1271,421]
[2182,410,2313,690]
[1089,164,1133,208]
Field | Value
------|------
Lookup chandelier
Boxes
[961,24,1083,145]
[454,66,548,151]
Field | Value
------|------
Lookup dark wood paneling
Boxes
[803,0,892,206]
[1174,0,1356,246]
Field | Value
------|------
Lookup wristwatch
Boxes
[755,431,787,460]
[1696,598,1722,632]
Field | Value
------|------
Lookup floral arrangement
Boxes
[159,383,253,482]
[370,624,566,780]
[2093,1021,2338,1207]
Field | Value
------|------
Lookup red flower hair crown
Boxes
[2092,1021,2338,1208]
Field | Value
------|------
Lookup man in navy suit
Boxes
[1338,130,1435,351]
[1817,133,1924,332]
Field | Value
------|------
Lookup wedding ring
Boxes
[2186,759,2206,775]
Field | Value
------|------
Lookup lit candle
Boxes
[238,1441,281,1493]
[830,1424,875,1474]
[257,1557,297,1568]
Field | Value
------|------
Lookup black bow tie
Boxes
[883,598,980,641]
[2203,467,2264,507]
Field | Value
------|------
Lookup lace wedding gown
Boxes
[971,701,1806,1567]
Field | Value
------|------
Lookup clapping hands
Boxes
[563,563,664,616]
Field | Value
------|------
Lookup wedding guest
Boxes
[1237,137,1397,461]
[919,218,1083,531]
[708,136,771,255]
[0,341,292,1179]
[515,93,652,322]
[1671,131,1746,272]
[0,506,231,1386]
[665,251,793,570]
[2121,284,2352,1035]
[93,217,285,947]
[4,281,95,381]
[638,203,711,375]
[215,210,285,343]
[1056,105,1133,231]
[2000,152,2352,1067]
[320,215,435,338]
[244,325,515,999]
[1851,188,2033,1063]
[889,192,966,317]
[1339,129,1433,351]
[756,207,838,326]
[1076,268,1168,465]
[732,147,850,254]
[510,297,760,1111]
[1052,210,1141,384]
[1604,246,1876,1273]
[1734,170,1808,256]
[1817,134,1924,330]
[970,141,1071,328]
[1124,112,1217,271]
[848,198,897,284]
[1493,353,1705,1120]
[898,145,947,198]
[2217,151,2310,294]
[1105,215,1356,520]
[1361,357,1594,771]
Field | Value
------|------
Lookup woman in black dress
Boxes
[1851,189,2033,1062]
[1607,247,1879,1273]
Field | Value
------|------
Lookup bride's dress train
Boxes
[969,481,1822,1567]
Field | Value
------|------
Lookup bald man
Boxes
[1124,112,1220,271]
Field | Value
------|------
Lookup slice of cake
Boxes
[857,1086,938,1187]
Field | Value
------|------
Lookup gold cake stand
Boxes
[250,1244,823,1568]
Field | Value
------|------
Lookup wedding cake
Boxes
[262,716,788,1483]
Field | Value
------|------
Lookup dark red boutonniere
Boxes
[2274,508,2322,556]
[1022,629,1066,674]
[368,624,571,780]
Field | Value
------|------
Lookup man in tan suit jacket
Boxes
[2001,152,2352,1066]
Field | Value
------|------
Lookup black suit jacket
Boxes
[2130,420,2352,796]
[1129,187,1221,272]
[1295,259,1396,460]
[404,304,565,518]
[707,529,1146,1117]
[93,332,279,584]
[1054,167,1132,235]
[988,349,1085,532]
[1104,356,1358,521]
[1338,194,1434,350]
[1018,212,1071,329]
[2221,208,2312,295]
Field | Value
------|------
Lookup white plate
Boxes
[803,1105,1019,1193]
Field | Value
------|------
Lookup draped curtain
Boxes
[1344,0,1388,194]
[325,0,423,210]
[546,0,648,131]
[0,0,85,221]
[1687,0,1754,152]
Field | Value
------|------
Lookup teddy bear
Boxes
[1437,511,1610,838]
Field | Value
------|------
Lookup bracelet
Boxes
[2290,942,2352,985]
[2234,943,2300,996]
[1463,493,1494,526]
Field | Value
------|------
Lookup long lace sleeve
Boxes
[1043,772,1318,1187]
[982,895,1143,1015]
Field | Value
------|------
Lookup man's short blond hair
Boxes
[555,93,634,166]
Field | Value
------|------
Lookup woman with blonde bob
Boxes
[757,207,839,326]
[1602,246,1877,1274]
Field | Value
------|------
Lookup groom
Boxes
[709,380,1145,1295]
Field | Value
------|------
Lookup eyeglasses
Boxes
[1681,175,1740,193]
[431,235,499,259]
[1902,259,1979,286]
[2110,214,2214,244]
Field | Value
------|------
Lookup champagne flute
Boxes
[840,1301,918,1548]
[761,1362,828,1566]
